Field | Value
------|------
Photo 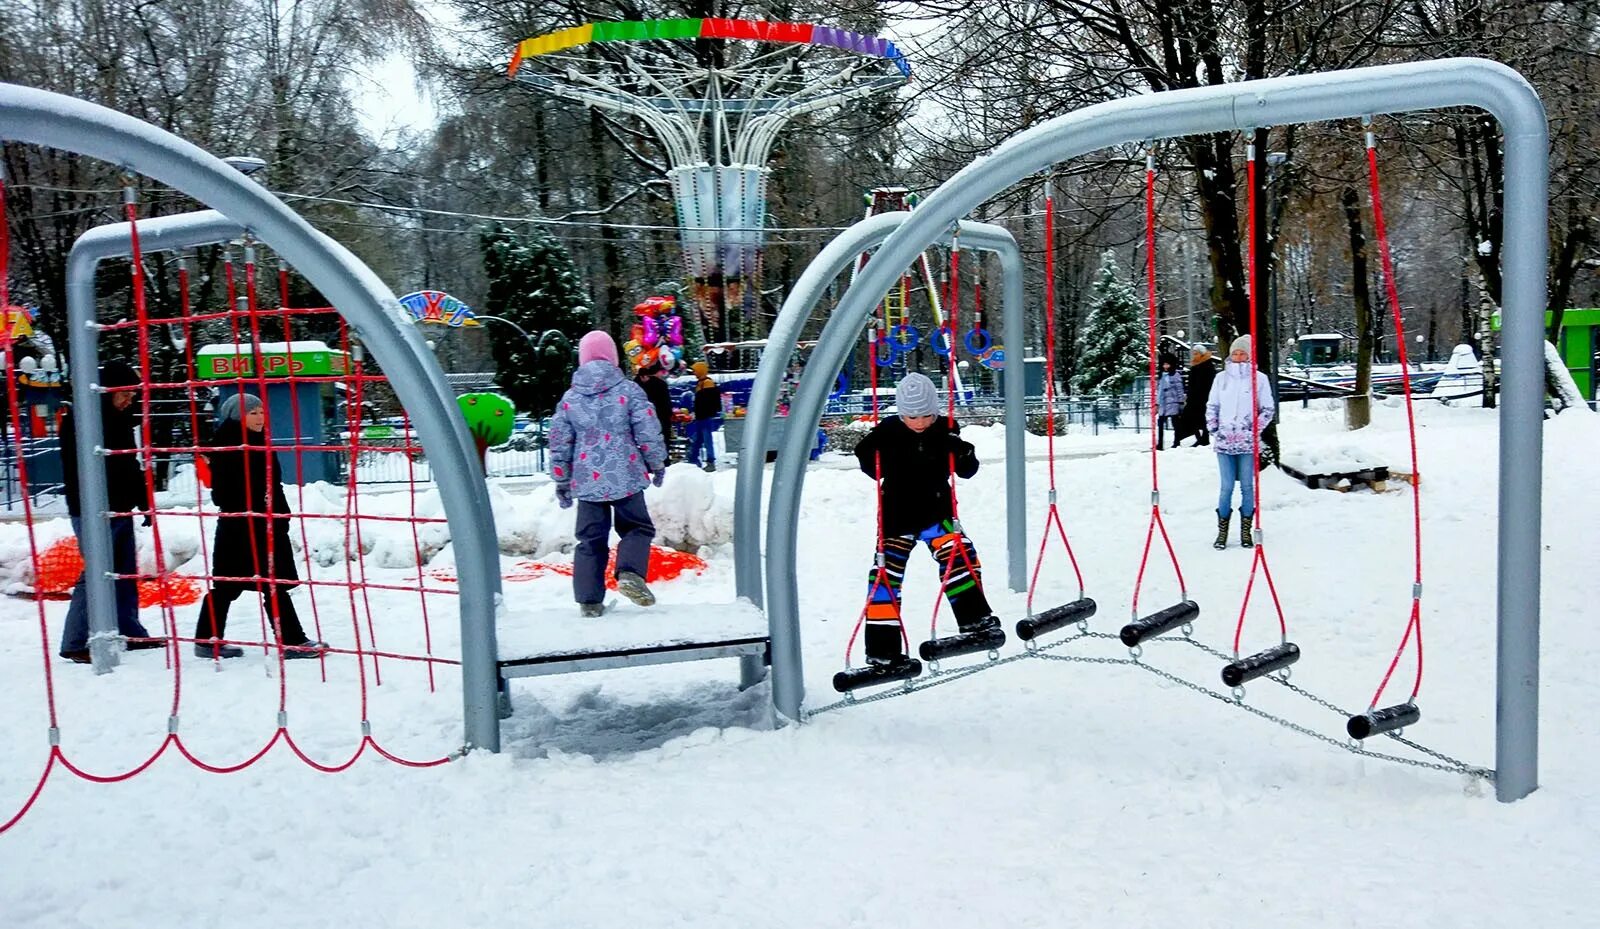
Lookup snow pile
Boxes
[1277,437,1388,474]
[1,400,1599,928]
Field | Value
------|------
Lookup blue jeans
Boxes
[686,418,720,466]
[573,491,655,604]
[1216,453,1255,519]
[60,515,149,655]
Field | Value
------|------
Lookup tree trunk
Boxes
[1342,187,1374,430]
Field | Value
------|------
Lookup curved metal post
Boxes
[761,58,1547,803]
[65,211,245,671]
[760,220,1024,721]
[2,84,505,752]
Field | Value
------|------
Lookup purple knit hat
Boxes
[577,330,619,366]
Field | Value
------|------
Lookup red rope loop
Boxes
[1226,144,1291,657]
[1129,154,1190,618]
[1026,177,1087,613]
[1363,126,1427,708]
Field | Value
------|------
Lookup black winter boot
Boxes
[1240,515,1255,548]
[1214,514,1231,550]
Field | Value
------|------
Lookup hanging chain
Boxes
[802,629,1492,782]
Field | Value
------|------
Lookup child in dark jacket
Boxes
[853,373,999,666]
[549,331,669,616]
[685,361,723,471]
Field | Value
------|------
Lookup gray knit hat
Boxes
[896,372,939,417]
[216,392,263,423]
[1230,334,1252,357]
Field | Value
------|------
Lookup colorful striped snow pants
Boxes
[863,520,994,661]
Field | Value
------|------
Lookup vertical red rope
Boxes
[1364,127,1427,707]
[1129,154,1191,620]
[1230,143,1291,657]
[123,190,185,716]
[844,326,906,663]
[177,260,215,636]
[1026,177,1086,615]
[274,269,328,672]
[398,405,437,690]
[0,167,61,734]
[214,250,271,658]
[930,238,985,639]
[243,250,299,694]
[338,320,374,715]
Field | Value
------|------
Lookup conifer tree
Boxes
[1072,251,1146,396]
[479,225,593,414]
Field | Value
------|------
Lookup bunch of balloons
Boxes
[624,295,686,373]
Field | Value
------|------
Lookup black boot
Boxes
[1241,514,1255,548]
[1214,514,1231,550]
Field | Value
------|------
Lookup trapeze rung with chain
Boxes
[919,624,1007,663]
[832,658,923,694]
[1120,601,1200,648]
[1221,643,1301,688]
[1016,598,1096,642]
[1347,702,1420,740]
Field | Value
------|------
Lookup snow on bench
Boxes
[495,598,769,679]
[1278,439,1394,492]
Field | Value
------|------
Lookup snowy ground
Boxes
[2,398,1597,928]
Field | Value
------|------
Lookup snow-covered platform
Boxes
[495,599,770,680]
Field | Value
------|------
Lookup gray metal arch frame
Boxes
[65,211,244,671]
[735,215,1029,616]
[1,85,506,752]
[763,58,1547,803]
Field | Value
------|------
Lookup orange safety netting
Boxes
[26,536,201,606]
[428,546,707,587]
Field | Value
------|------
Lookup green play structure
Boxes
[1492,309,1600,400]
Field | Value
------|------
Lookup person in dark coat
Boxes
[1156,356,1186,451]
[852,373,998,668]
[685,361,723,471]
[192,393,326,659]
[58,359,164,663]
[1178,348,1217,447]
[634,360,675,464]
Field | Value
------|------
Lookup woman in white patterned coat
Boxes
[1205,335,1275,550]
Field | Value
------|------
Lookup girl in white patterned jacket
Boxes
[1205,335,1275,549]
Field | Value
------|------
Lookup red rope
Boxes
[274,264,330,670]
[1364,128,1427,707]
[1026,178,1086,616]
[930,238,985,640]
[124,191,186,708]
[0,174,61,731]
[844,326,907,664]
[1229,145,1291,656]
[0,217,455,836]
[1129,156,1191,619]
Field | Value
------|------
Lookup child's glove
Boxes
[555,484,573,509]
[651,470,665,487]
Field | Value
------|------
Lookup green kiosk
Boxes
[1492,309,1600,401]
[195,341,349,484]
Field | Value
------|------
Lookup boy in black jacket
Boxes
[854,373,999,667]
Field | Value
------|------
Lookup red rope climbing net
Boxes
[0,179,514,835]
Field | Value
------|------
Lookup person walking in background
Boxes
[1205,335,1275,550]
[193,393,327,660]
[1179,347,1217,447]
[685,360,723,472]
[549,330,668,617]
[58,359,166,663]
[635,359,675,464]
[1155,356,1186,451]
